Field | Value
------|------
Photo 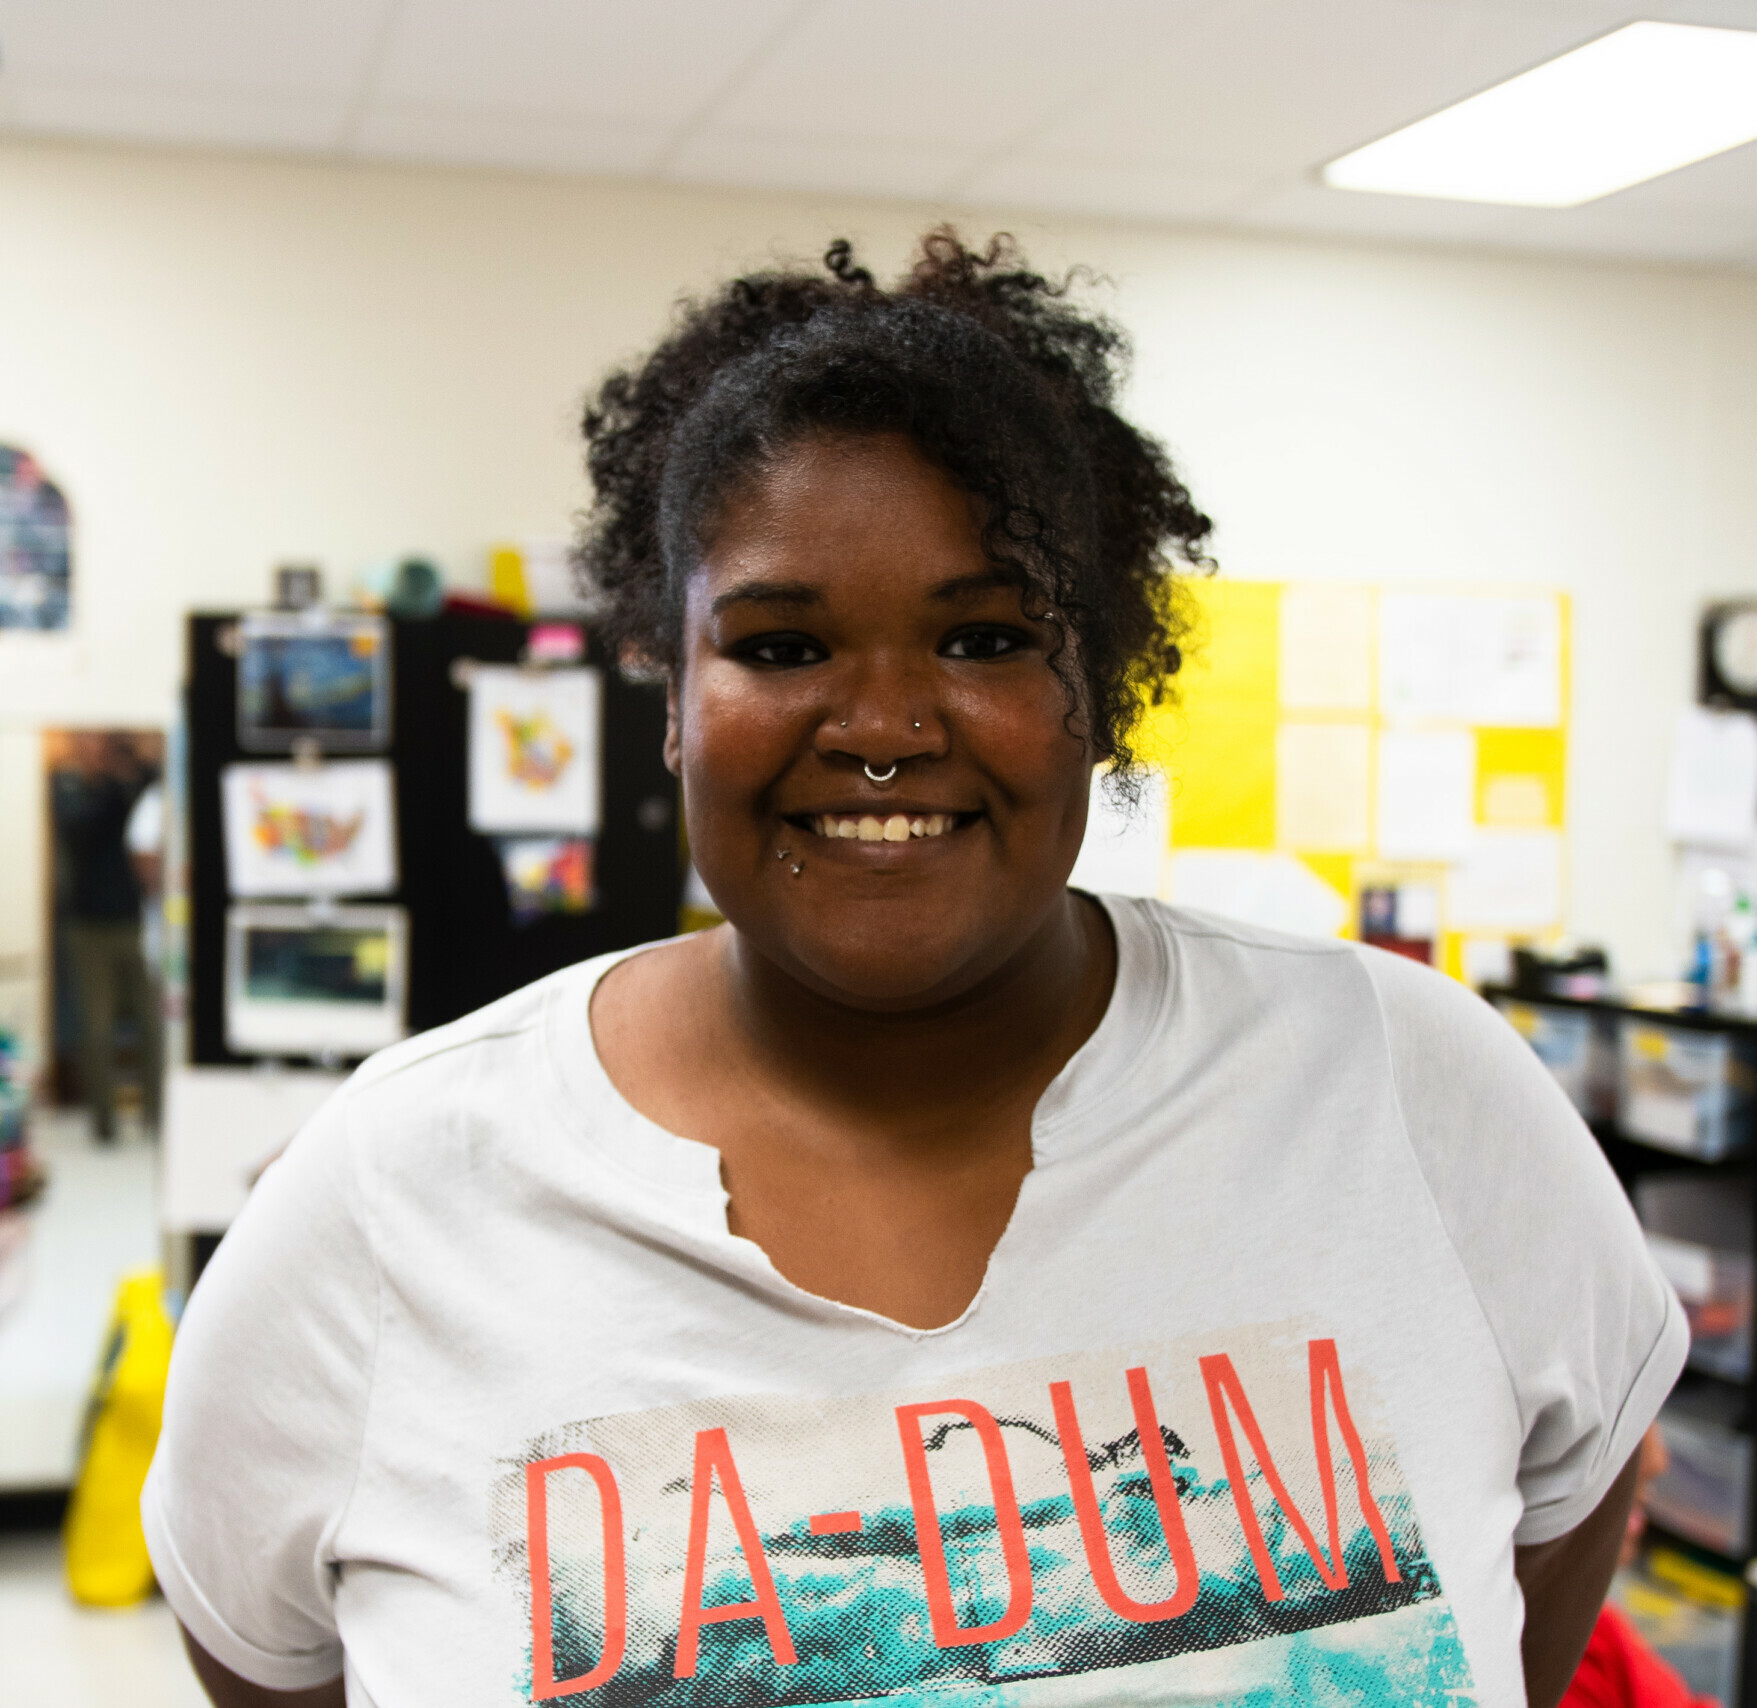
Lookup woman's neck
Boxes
[714,891,1117,1137]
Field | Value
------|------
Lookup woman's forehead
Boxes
[693,435,993,597]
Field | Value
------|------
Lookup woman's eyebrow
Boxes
[709,579,822,615]
[931,570,1018,603]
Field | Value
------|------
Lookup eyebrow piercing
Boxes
[791,862,804,876]
[777,848,790,860]
[864,762,898,785]
[913,721,921,729]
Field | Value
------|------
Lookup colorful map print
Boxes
[496,709,575,792]
[491,1325,1476,1707]
[250,791,365,866]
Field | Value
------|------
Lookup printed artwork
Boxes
[0,445,71,631]
[236,613,390,751]
[221,761,398,897]
[491,1324,1475,1706]
[469,667,601,836]
[498,838,595,924]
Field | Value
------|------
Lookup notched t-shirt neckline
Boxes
[534,894,1177,1337]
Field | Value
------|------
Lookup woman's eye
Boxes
[942,626,1029,660]
[736,633,827,668]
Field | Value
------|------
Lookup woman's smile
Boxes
[793,809,974,841]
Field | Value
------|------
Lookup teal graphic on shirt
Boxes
[492,1324,1477,1705]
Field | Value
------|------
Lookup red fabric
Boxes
[1561,1604,1720,1708]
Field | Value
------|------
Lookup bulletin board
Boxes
[1133,580,1570,981]
[183,611,679,1065]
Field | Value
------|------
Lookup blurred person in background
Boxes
[1563,1426,1718,1708]
[52,731,161,1141]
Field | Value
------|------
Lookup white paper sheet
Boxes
[1445,830,1562,932]
[1278,584,1374,711]
[221,759,398,897]
[1376,729,1476,861]
[468,665,601,835]
[1379,593,1561,727]
[1167,849,1349,940]
[1665,707,1757,848]
[1276,721,1371,850]
[161,1065,347,1233]
[1069,767,1169,899]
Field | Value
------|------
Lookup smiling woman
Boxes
[145,234,1682,1708]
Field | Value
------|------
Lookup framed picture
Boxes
[224,903,408,1058]
[467,665,601,834]
[237,611,391,752]
[221,759,398,898]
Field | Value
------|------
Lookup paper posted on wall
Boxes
[1666,707,1757,849]
[1446,831,1563,932]
[1376,729,1476,862]
[468,666,602,835]
[1167,850,1349,940]
[221,760,398,898]
[1379,594,1561,727]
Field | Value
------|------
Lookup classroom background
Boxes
[4,4,1757,1704]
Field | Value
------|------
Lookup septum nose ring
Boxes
[863,761,898,786]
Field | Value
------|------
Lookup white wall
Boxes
[2,137,1756,1061]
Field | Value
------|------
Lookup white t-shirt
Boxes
[143,897,1684,1708]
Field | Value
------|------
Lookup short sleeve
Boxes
[142,1089,377,1690]
[1358,948,1687,1546]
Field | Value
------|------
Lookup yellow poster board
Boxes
[1135,580,1570,981]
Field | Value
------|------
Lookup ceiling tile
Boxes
[0,0,385,94]
[709,0,1225,151]
[1231,174,1757,269]
[1022,0,1632,174]
[663,127,969,204]
[352,103,672,178]
[1598,139,1757,213]
[6,78,347,151]
[369,0,803,126]
[1225,176,1535,249]
[960,155,1274,224]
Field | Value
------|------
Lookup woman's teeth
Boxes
[812,813,956,841]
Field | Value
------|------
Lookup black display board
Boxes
[185,610,678,1065]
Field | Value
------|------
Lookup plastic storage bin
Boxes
[1618,1018,1757,1160]
[1636,1174,1753,1382]
[1493,999,1614,1120]
[1646,1389,1751,1558]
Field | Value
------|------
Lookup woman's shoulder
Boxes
[309,947,640,1153]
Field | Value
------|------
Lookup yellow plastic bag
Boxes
[63,1268,175,1607]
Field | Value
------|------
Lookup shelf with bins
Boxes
[1486,986,1757,1705]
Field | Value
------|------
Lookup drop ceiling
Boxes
[1,0,1754,269]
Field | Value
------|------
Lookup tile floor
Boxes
[0,1109,162,1486]
[1,1109,198,1703]
[0,1529,206,1707]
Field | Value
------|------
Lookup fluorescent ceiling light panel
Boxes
[1323,22,1757,207]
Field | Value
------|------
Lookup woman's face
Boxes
[669,431,1096,1009]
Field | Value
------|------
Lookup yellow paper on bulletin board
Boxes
[1136,579,1569,974]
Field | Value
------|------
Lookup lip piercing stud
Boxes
[791,863,804,876]
[864,761,898,785]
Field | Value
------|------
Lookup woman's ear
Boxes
[663,673,682,777]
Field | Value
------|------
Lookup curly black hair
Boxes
[578,229,1213,770]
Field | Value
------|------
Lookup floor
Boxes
[0,1108,162,1486]
[1,1107,199,1704]
[0,1530,205,1707]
